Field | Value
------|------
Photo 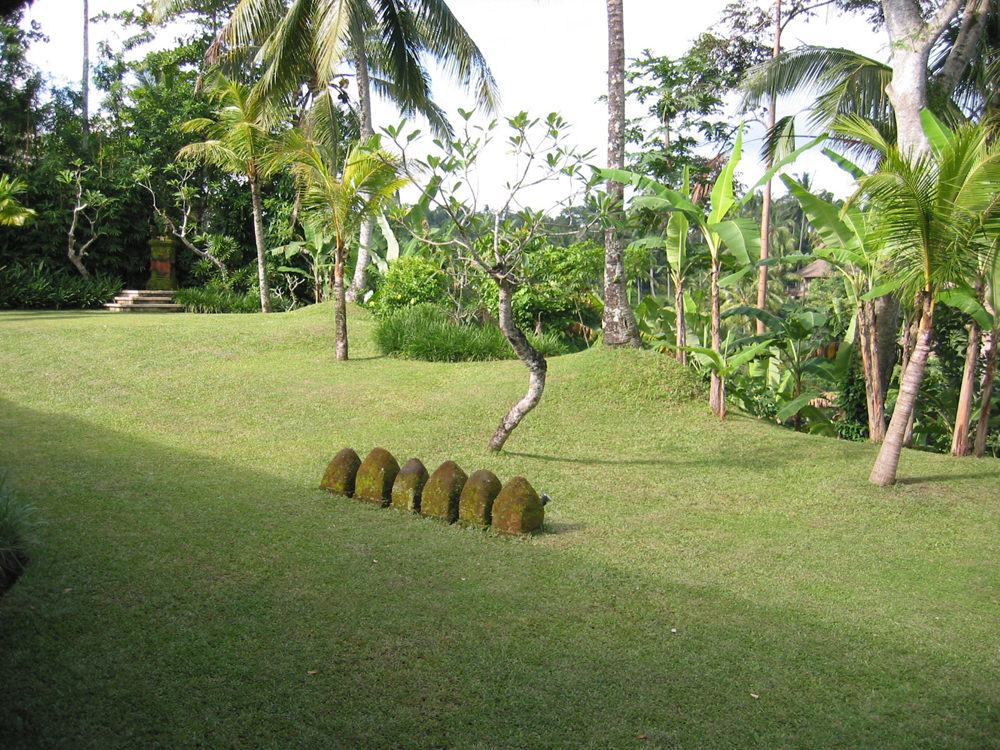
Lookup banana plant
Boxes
[602,126,826,418]
[270,222,336,304]
[779,169,889,441]
[726,305,843,434]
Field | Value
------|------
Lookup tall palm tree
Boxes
[281,134,407,359]
[603,0,641,348]
[155,0,497,300]
[179,72,290,312]
[839,112,1000,485]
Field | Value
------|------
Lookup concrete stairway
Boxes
[104,289,184,313]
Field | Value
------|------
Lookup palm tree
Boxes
[179,72,290,313]
[602,0,642,348]
[155,0,497,300]
[282,134,407,360]
[839,112,1000,485]
[0,174,35,226]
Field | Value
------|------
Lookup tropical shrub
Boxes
[368,256,449,319]
[0,472,34,596]
[0,262,121,309]
[372,304,567,362]
[173,282,291,313]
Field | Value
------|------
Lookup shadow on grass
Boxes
[0,399,997,749]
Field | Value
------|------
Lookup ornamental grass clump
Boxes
[0,472,35,596]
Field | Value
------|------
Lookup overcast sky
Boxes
[22,0,889,203]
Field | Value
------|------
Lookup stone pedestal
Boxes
[147,236,177,291]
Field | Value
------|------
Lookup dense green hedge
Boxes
[373,304,567,362]
[0,263,121,309]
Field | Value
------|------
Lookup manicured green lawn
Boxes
[1,305,998,748]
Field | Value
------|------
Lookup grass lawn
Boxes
[1,304,998,749]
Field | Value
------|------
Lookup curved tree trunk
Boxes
[249,173,272,313]
[974,327,997,457]
[333,244,348,361]
[951,316,981,455]
[488,277,547,452]
[870,295,933,486]
[347,37,376,303]
[602,0,641,348]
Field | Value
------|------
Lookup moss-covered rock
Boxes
[391,458,429,513]
[491,476,544,534]
[458,469,502,528]
[420,461,468,523]
[354,447,400,507]
[319,448,361,497]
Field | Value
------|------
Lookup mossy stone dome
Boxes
[391,458,429,513]
[458,469,502,528]
[421,461,468,523]
[491,476,544,534]
[319,448,361,497]
[355,447,401,507]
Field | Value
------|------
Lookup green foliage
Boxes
[0,263,120,309]
[369,256,449,318]
[0,471,35,595]
[174,283,290,314]
[372,304,567,362]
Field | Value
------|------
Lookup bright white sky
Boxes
[23,0,889,203]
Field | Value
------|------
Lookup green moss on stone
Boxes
[319,448,361,497]
[458,469,502,528]
[391,458,429,513]
[354,447,401,507]
[420,461,468,523]
[491,476,544,535]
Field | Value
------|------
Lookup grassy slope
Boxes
[0,305,998,749]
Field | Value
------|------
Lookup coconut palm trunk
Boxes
[756,0,781,335]
[602,0,641,348]
[974,327,997,456]
[870,295,933,485]
[333,243,348,361]
[248,172,272,313]
[857,297,887,441]
[347,37,376,303]
[951,313,981,455]
[488,277,547,452]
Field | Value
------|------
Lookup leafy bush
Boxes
[373,304,567,362]
[0,262,121,309]
[0,472,35,596]
[174,282,290,313]
[369,256,449,318]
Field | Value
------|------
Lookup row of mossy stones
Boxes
[320,447,545,534]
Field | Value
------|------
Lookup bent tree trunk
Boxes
[488,278,547,452]
[333,244,349,361]
[249,173,272,313]
[870,296,933,486]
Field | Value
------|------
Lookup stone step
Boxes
[104,289,184,312]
